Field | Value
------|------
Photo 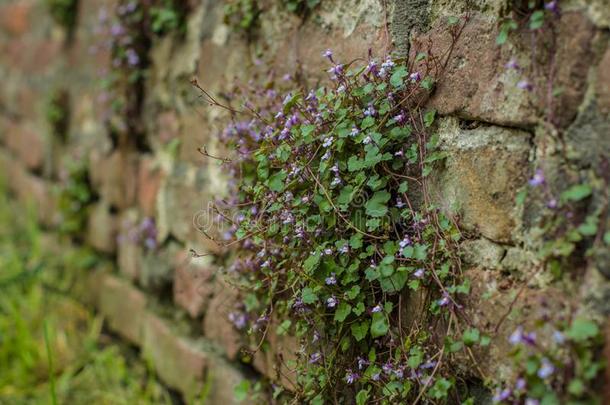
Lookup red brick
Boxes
[0,1,33,37]
[173,250,214,318]
[202,276,244,360]
[89,150,138,210]
[143,313,208,397]
[99,275,147,345]
[86,201,118,254]
[4,120,45,171]
[597,47,610,115]
[137,156,164,217]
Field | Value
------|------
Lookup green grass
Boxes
[0,178,174,405]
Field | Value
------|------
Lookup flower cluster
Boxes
[211,29,487,401]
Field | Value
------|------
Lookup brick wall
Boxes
[0,0,608,402]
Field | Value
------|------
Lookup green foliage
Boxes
[56,160,95,239]
[150,0,186,35]
[498,317,604,404]
[215,33,485,400]
[223,0,261,35]
[46,0,79,32]
[46,89,70,141]
[0,179,171,403]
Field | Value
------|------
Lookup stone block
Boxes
[89,150,138,210]
[173,249,215,318]
[86,201,118,254]
[0,1,33,37]
[206,357,247,405]
[202,275,244,360]
[138,155,165,217]
[411,12,596,128]
[3,120,45,172]
[99,274,147,345]
[461,238,506,270]
[143,313,208,398]
[431,118,531,243]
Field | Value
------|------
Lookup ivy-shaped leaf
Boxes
[365,190,391,217]
[370,312,389,338]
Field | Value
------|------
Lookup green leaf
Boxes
[462,328,480,346]
[353,301,365,315]
[234,380,250,402]
[276,320,292,336]
[356,388,371,405]
[380,272,408,293]
[365,190,391,217]
[424,109,436,127]
[346,285,361,299]
[390,66,408,87]
[334,302,352,322]
[267,171,287,192]
[429,378,452,399]
[351,320,370,341]
[301,287,318,304]
[370,312,389,338]
[561,184,592,202]
[361,116,375,129]
[566,318,599,342]
[407,346,423,368]
[303,252,321,272]
[529,10,545,30]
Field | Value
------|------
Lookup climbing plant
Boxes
[200,17,503,403]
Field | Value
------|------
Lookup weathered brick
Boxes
[143,313,208,397]
[89,150,138,210]
[137,155,164,217]
[202,276,244,360]
[173,250,214,318]
[99,274,147,345]
[117,211,143,281]
[0,1,33,37]
[411,12,596,128]
[597,47,610,115]
[206,357,247,405]
[3,120,45,171]
[431,118,531,243]
[86,201,118,254]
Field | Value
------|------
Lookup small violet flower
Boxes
[413,268,425,278]
[322,49,333,61]
[325,273,337,285]
[309,352,322,364]
[529,169,545,187]
[327,296,338,308]
[363,136,372,144]
[371,304,383,313]
[345,370,359,384]
[517,79,534,91]
[409,72,421,82]
[537,358,555,379]
[492,388,512,403]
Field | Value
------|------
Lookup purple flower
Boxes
[324,248,333,255]
[517,80,534,91]
[345,370,359,384]
[505,58,520,70]
[228,312,247,330]
[322,136,334,148]
[382,362,393,375]
[438,294,450,307]
[339,245,349,253]
[357,357,369,370]
[537,358,555,379]
[544,1,559,14]
[399,236,411,248]
[395,150,404,157]
[393,113,406,124]
[363,136,372,144]
[325,273,337,285]
[327,296,338,308]
[309,352,322,364]
[492,388,512,403]
[371,372,381,381]
[322,49,333,61]
[110,23,125,37]
[409,72,421,82]
[552,330,565,344]
[363,104,376,117]
[525,399,540,405]
[547,198,558,209]
[371,304,382,313]
[328,64,344,77]
[413,268,425,278]
[396,198,405,208]
[515,378,526,391]
[350,127,360,137]
[529,169,545,187]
